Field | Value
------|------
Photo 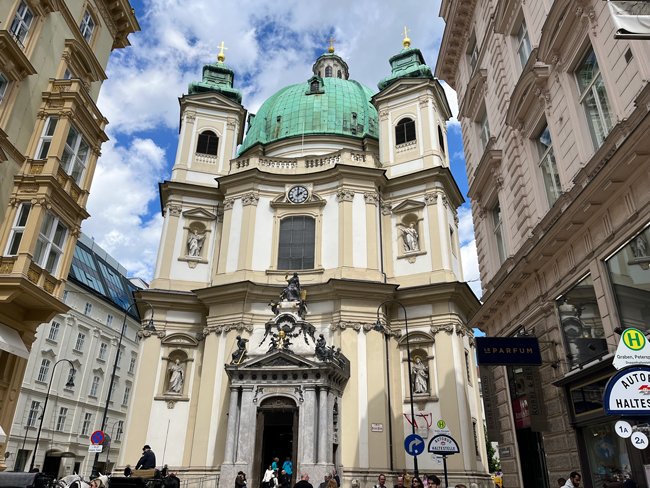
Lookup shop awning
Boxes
[0,323,30,359]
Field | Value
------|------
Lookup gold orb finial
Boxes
[328,36,335,53]
[402,26,411,48]
[217,40,228,63]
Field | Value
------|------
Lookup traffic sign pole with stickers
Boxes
[428,432,460,487]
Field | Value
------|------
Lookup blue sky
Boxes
[82,0,481,297]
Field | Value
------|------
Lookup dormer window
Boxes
[325,66,333,77]
[196,130,219,155]
[395,118,416,145]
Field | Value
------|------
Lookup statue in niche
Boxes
[631,234,648,258]
[231,335,248,364]
[280,273,302,302]
[187,229,206,257]
[399,222,419,252]
[167,359,184,394]
[411,356,429,394]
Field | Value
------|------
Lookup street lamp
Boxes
[374,299,419,478]
[90,300,155,478]
[29,359,76,472]
[15,405,43,471]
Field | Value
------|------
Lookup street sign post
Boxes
[613,328,650,370]
[90,430,105,445]
[404,433,425,457]
[428,433,460,487]
[88,445,103,453]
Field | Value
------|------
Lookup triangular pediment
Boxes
[243,350,316,370]
[391,199,426,214]
[181,208,217,221]
[373,77,434,103]
[181,90,243,111]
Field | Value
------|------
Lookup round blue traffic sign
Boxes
[90,430,105,445]
[404,433,425,456]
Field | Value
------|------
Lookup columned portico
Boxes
[220,350,349,488]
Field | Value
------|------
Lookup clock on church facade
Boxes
[119,37,489,488]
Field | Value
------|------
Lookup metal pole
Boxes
[442,455,448,488]
[91,300,154,478]
[376,299,418,478]
[29,359,75,472]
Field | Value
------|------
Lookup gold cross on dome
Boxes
[217,41,228,62]
[402,26,411,48]
[328,36,336,53]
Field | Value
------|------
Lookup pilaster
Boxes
[364,192,380,271]
[337,189,354,268]
[217,198,234,274]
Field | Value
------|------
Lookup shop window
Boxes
[605,226,650,333]
[575,46,613,148]
[582,421,635,487]
[556,275,607,369]
[196,130,219,155]
[9,1,34,49]
[535,123,562,206]
[277,216,315,270]
[34,211,68,274]
[5,203,31,255]
[395,118,416,145]
[570,377,608,416]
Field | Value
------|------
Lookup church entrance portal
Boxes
[254,397,298,488]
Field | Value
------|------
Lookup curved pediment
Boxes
[161,333,200,347]
[538,0,579,64]
[458,69,487,120]
[494,0,520,35]
[505,56,551,130]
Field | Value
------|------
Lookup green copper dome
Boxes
[239,77,378,155]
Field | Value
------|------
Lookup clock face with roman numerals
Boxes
[288,185,309,203]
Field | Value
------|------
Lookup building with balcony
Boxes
[5,233,143,477]
[119,40,490,488]
[0,0,138,469]
[436,1,650,487]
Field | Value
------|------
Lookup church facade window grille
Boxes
[196,130,219,155]
[277,216,315,270]
[395,117,416,145]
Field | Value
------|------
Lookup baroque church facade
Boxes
[119,39,489,488]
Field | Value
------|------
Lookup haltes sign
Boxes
[603,366,650,415]
[612,327,650,370]
[476,337,542,365]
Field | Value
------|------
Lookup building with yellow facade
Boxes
[0,0,138,470]
[119,39,490,488]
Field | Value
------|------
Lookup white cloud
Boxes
[82,136,166,281]
[88,0,472,282]
[458,205,482,299]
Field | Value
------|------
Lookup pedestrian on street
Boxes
[332,470,340,488]
[394,475,405,488]
[236,471,247,488]
[319,474,332,488]
[375,474,387,488]
[135,445,156,470]
[294,474,313,488]
[278,470,290,488]
[282,458,293,483]
[557,479,566,487]
[272,457,280,472]
[563,472,582,487]
[124,465,132,477]
[428,476,441,488]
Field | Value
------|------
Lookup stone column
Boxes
[317,387,329,463]
[301,386,317,464]
[326,391,336,464]
[236,386,256,464]
[223,386,240,463]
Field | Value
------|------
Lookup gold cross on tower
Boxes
[217,40,228,62]
[328,36,335,53]
[402,25,411,48]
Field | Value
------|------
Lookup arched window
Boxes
[337,70,342,78]
[395,118,416,145]
[438,126,445,153]
[325,66,333,77]
[278,216,315,270]
[196,130,219,155]
[310,79,320,93]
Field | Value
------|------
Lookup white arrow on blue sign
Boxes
[404,433,425,456]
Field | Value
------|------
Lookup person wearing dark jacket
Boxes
[136,445,157,469]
